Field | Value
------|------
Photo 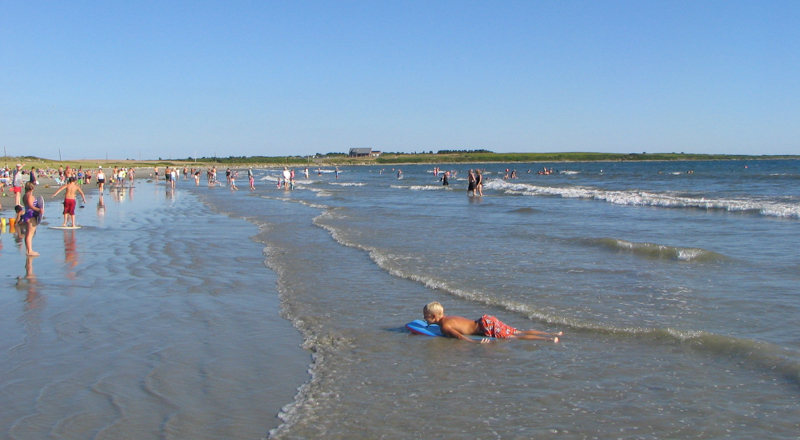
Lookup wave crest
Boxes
[485,181,800,219]
[590,238,727,262]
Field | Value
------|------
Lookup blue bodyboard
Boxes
[406,319,444,337]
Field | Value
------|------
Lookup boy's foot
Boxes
[27,251,40,257]
[556,331,563,336]
[553,337,559,343]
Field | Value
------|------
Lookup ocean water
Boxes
[2,160,800,439]
[198,160,800,439]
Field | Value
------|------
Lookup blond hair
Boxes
[423,301,444,316]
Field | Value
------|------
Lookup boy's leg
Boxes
[518,329,563,337]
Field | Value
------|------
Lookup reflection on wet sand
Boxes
[63,229,79,279]
[16,255,43,311]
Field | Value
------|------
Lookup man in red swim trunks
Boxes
[52,177,87,227]
[422,301,562,344]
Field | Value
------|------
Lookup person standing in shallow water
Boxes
[467,169,476,196]
[21,182,43,257]
[52,177,86,227]
[474,170,483,196]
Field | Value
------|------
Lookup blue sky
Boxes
[2,1,798,160]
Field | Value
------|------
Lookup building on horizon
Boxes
[349,148,381,158]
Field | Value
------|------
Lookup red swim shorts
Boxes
[478,315,518,338]
[63,198,76,215]
[12,186,21,194]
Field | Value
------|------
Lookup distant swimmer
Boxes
[397,169,403,179]
[421,302,561,343]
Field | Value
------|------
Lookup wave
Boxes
[259,195,331,209]
[390,185,447,191]
[312,210,800,394]
[329,182,365,187]
[484,181,800,219]
[508,207,541,214]
[588,238,728,262]
[305,188,334,198]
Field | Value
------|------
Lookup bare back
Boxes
[439,315,480,340]
[64,183,80,199]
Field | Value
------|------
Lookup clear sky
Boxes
[2,1,798,160]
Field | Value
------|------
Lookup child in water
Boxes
[422,301,561,344]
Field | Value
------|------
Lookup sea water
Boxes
[196,160,800,439]
[2,160,800,439]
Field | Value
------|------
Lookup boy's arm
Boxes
[52,185,66,197]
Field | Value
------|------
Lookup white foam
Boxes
[486,181,800,219]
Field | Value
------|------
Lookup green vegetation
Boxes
[373,151,799,164]
[5,151,799,170]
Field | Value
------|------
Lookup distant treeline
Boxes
[164,151,799,166]
[436,149,494,154]
[375,152,799,164]
[189,155,313,164]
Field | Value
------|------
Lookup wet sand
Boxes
[0,179,309,439]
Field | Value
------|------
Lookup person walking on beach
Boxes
[96,166,106,193]
[171,167,178,189]
[230,171,238,190]
[12,163,25,206]
[248,168,255,190]
[52,177,87,227]
[21,182,43,257]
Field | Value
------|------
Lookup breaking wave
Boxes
[588,238,728,262]
[485,181,800,219]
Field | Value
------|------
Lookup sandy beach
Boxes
[0,177,309,439]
